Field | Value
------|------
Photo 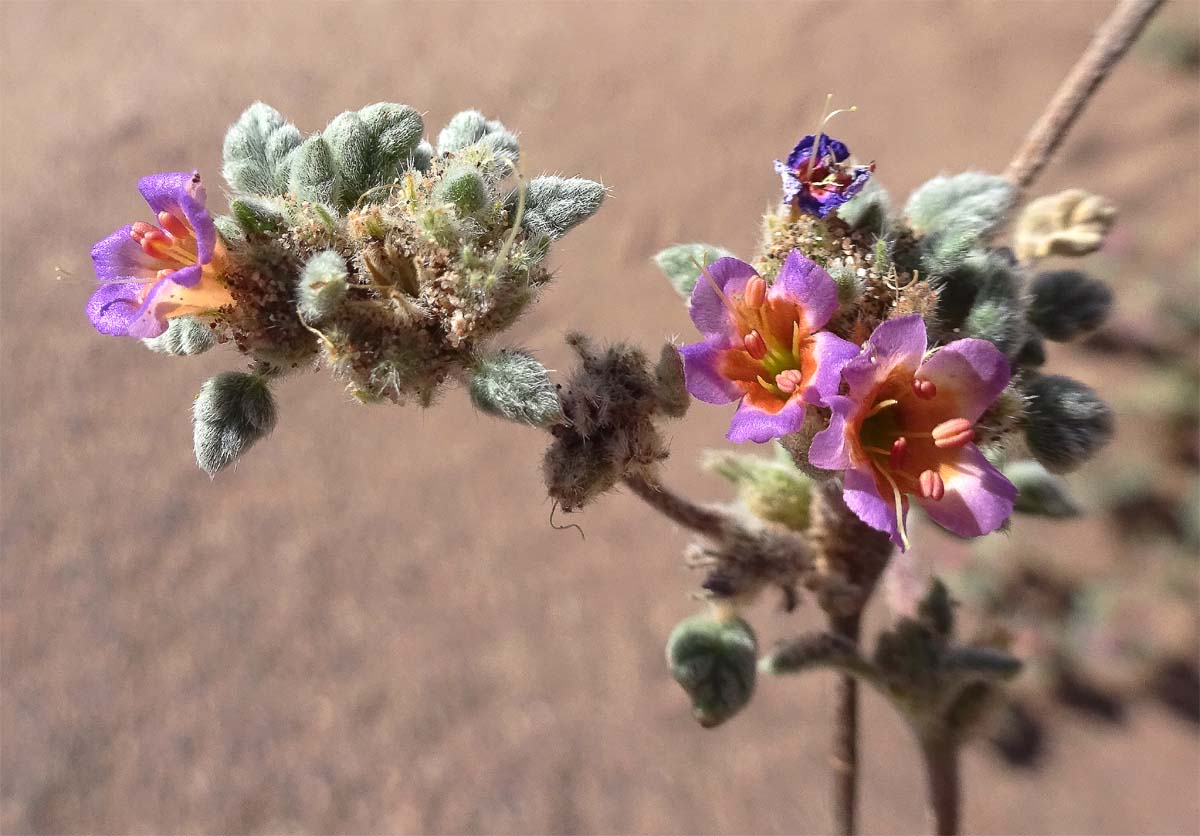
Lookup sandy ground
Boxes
[2,2,1199,834]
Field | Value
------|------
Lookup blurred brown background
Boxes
[2,2,1198,834]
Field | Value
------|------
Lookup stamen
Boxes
[889,436,908,470]
[792,320,803,359]
[744,276,766,309]
[912,378,937,400]
[157,211,191,240]
[805,94,834,179]
[804,94,859,179]
[700,263,743,323]
[876,465,911,550]
[136,228,171,258]
[775,369,804,394]
[743,330,768,360]
[757,375,782,396]
[932,418,975,449]
[919,469,946,501]
[866,398,899,418]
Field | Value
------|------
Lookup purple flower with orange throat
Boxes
[87,171,233,338]
[678,251,860,443]
[774,133,874,218]
[808,314,1017,550]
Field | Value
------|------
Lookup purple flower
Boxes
[808,314,1017,550]
[87,171,233,338]
[678,251,860,443]
[774,134,874,218]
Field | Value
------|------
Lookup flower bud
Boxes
[433,165,489,214]
[143,316,216,356]
[1005,459,1081,518]
[469,349,562,427]
[653,343,689,418]
[1026,270,1113,341]
[963,298,1027,359]
[297,250,349,322]
[192,372,278,476]
[836,179,892,236]
[436,110,491,154]
[666,613,757,728]
[702,448,811,531]
[1024,374,1115,473]
[1014,188,1116,261]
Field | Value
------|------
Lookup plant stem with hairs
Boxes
[1004,0,1165,191]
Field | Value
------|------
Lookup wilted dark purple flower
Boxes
[774,134,874,218]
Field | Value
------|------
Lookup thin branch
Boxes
[1004,0,1165,192]
[920,734,961,836]
[622,471,729,539]
[830,612,864,836]
[807,481,894,836]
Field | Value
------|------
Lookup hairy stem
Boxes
[920,733,961,836]
[830,611,863,836]
[808,481,894,836]
[1004,0,1165,191]
[623,471,728,538]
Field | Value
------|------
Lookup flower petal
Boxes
[808,395,854,470]
[774,160,803,205]
[688,256,758,339]
[770,250,840,331]
[123,265,205,339]
[90,225,163,283]
[916,444,1016,538]
[85,281,142,336]
[726,394,809,443]
[785,134,850,169]
[843,464,904,548]
[679,340,741,405]
[919,338,1011,422]
[842,314,927,398]
[807,331,861,402]
[138,171,216,263]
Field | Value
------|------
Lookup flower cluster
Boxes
[680,250,1015,550]
[672,132,1115,551]
[85,103,606,474]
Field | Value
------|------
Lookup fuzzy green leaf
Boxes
[653,243,734,298]
[222,102,302,196]
[521,176,605,240]
[288,135,341,207]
